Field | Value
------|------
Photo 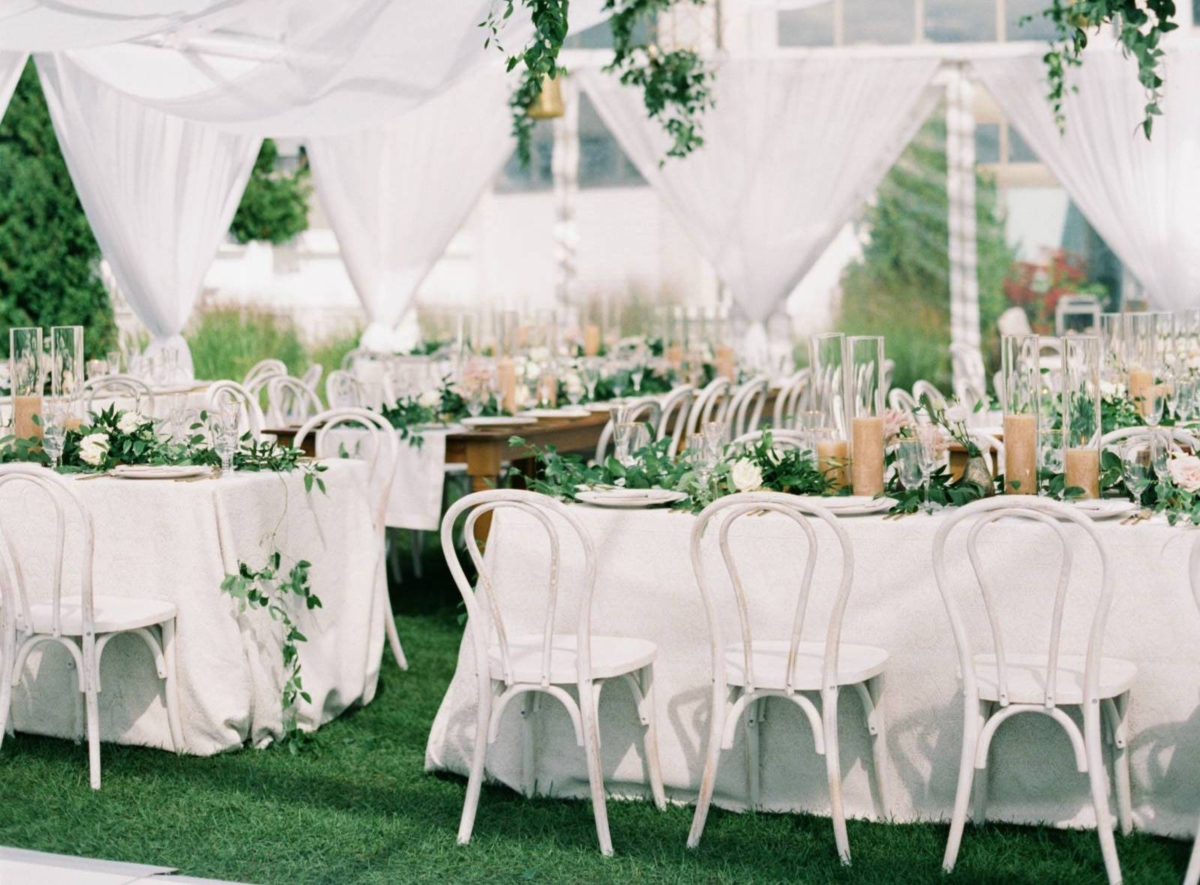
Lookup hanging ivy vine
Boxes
[1039,0,1178,137]
[483,0,714,165]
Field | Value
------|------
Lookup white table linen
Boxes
[9,461,386,755]
[425,505,1200,838]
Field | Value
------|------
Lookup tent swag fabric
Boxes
[0,52,26,120]
[973,44,1200,311]
[577,56,942,360]
[37,54,260,378]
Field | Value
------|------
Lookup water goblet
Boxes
[581,358,601,402]
[42,400,67,470]
[612,421,639,467]
[1122,440,1154,505]
[609,360,628,401]
[106,351,121,375]
[631,349,647,394]
[896,438,925,494]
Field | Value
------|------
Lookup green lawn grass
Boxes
[0,612,1191,885]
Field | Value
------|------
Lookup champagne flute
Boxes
[1122,440,1154,505]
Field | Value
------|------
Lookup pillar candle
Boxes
[1065,447,1100,499]
[666,345,684,368]
[715,345,736,381]
[583,324,601,357]
[13,395,42,441]
[1129,369,1154,417]
[817,438,850,490]
[537,371,558,408]
[1003,413,1037,494]
[851,416,885,496]
[497,358,518,414]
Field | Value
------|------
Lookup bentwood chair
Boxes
[688,492,889,863]
[325,370,364,409]
[442,489,665,855]
[301,363,324,393]
[82,374,155,417]
[773,369,810,429]
[595,397,661,463]
[655,385,694,458]
[296,408,406,671]
[264,376,322,428]
[206,380,266,441]
[727,376,769,440]
[1101,426,1199,454]
[887,387,920,421]
[242,358,287,391]
[1184,538,1200,885]
[912,380,947,413]
[730,429,809,456]
[685,377,733,441]
[933,497,1135,885]
[0,465,182,788]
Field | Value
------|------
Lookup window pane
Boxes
[778,2,836,46]
[845,0,914,44]
[578,93,646,189]
[1008,124,1039,162]
[1006,0,1058,40]
[975,122,1000,164]
[494,121,554,194]
[564,21,613,49]
[925,0,996,42]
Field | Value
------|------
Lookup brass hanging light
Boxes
[526,73,565,120]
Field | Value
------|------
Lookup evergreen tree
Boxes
[229,140,311,246]
[0,61,114,357]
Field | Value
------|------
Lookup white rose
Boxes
[1100,380,1125,399]
[513,385,530,409]
[78,433,109,467]
[117,411,144,434]
[944,403,969,424]
[417,390,441,409]
[730,458,764,492]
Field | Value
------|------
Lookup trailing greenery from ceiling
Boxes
[1039,0,1177,137]
[483,0,714,165]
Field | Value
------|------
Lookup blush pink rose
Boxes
[1168,455,1200,492]
[883,408,912,442]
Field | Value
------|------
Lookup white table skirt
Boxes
[8,461,386,755]
[425,504,1200,839]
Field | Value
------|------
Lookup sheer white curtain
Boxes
[578,57,940,356]
[38,54,259,377]
[974,44,1200,310]
[308,70,515,351]
[0,52,26,118]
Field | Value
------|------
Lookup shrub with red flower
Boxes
[1003,249,1107,333]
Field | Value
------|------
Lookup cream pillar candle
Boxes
[583,324,601,357]
[13,394,42,441]
[1065,447,1100,499]
[1003,413,1037,494]
[537,372,558,408]
[666,345,684,368]
[1129,369,1154,417]
[817,438,849,490]
[851,417,884,496]
[497,358,518,414]
[715,345,736,381]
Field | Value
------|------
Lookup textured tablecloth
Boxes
[425,504,1200,838]
[8,461,386,755]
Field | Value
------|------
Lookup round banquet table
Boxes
[425,503,1200,839]
[7,460,386,755]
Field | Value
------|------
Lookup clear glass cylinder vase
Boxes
[810,332,849,489]
[51,326,85,430]
[1001,334,1039,494]
[1062,335,1102,499]
[1124,312,1157,417]
[10,327,43,441]
[848,336,885,496]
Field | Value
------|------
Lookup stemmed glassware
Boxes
[612,422,648,468]
[630,345,647,394]
[210,401,241,476]
[41,399,67,470]
[581,358,601,402]
[609,359,629,401]
[1121,439,1159,506]
[896,439,925,497]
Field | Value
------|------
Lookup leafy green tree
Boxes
[229,140,311,245]
[837,114,1015,392]
[0,61,115,357]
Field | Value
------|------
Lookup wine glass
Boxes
[613,422,639,467]
[896,438,925,493]
[631,347,647,394]
[1122,440,1154,505]
[42,400,67,470]
[210,403,241,476]
[581,358,601,402]
[915,424,941,511]
[1174,374,1196,424]
[168,393,186,443]
[609,359,628,401]
[106,351,121,375]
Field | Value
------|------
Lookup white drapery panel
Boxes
[0,1,237,51]
[974,45,1200,310]
[307,71,515,351]
[38,54,260,377]
[578,57,941,344]
[0,52,27,119]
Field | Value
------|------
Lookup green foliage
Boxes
[886,463,990,516]
[185,307,308,383]
[837,115,1016,393]
[0,61,115,357]
[228,140,311,246]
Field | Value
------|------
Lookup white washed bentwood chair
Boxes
[0,465,182,788]
[685,377,733,440]
[206,380,266,440]
[933,496,1135,885]
[688,492,889,862]
[265,375,322,428]
[296,408,406,671]
[442,490,666,855]
[242,358,288,391]
[1184,539,1200,885]
[82,374,155,417]
[727,376,770,440]
[655,384,695,458]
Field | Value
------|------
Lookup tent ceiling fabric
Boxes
[973,44,1200,311]
[0,51,26,119]
[576,56,942,333]
[0,1,240,51]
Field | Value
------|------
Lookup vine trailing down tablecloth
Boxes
[8,462,386,755]
[426,504,1200,839]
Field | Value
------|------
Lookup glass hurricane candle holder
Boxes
[10,327,43,442]
[51,325,84,402]
[1124,312,1157,418]
[810,332,849,489]
[1001,334,1039,495]
[1062,335,1102,499]
[848,336,885,496]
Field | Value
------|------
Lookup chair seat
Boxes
[971,652,1137,705]
[487,634,657,683]
[724,640,888,690]
[28,596,177,635]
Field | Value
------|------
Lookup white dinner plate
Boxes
[793,495,897,516]
[576,488,688,509]
[111,464,213,480]
[1071,499,1139,521]
[461,416,538,428]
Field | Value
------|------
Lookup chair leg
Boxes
[84,679,101,790]
[943,692,982,873]
[823,687,850,864]
[639,666,667,810]
[1183,814,1200,885]
[0,629,14,748]
[1104,693,1133,836]
[1085,700,1124,885]
[973,701,993,825]
[161,621,184,753]
[688,685,731,849]
[745,696,762,812]
[521,691,538,799]
[578,678,614,856]
[383,592,408,671]
[457,679,495,846]
[72,657,84,744]
[410,531,424,579]
[859,675,890,818]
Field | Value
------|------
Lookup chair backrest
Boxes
[441,489,598,686]
[685,376,733,440]
[301,363,324,392]
[969,431,1005,475]
[655,385,695,458]
[325,370,363,409]
[242,358,287,390]
[595,396,662,463]
[691,492,854,694]
[1100,426,1198,453]
[881,359,895,397]
[931,496,1113,709]
[206,380,265,440]
[728,376,769,440]
[340,347,368,372]
[0,464,94,638]
[772,369,810,429]
[295,408,397,531]
[949,343,987,386]
[82,374,155,416]
[265,376,322,428]
[911,380,947,413]
[888,387,919,418]
[730,429,808,456]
